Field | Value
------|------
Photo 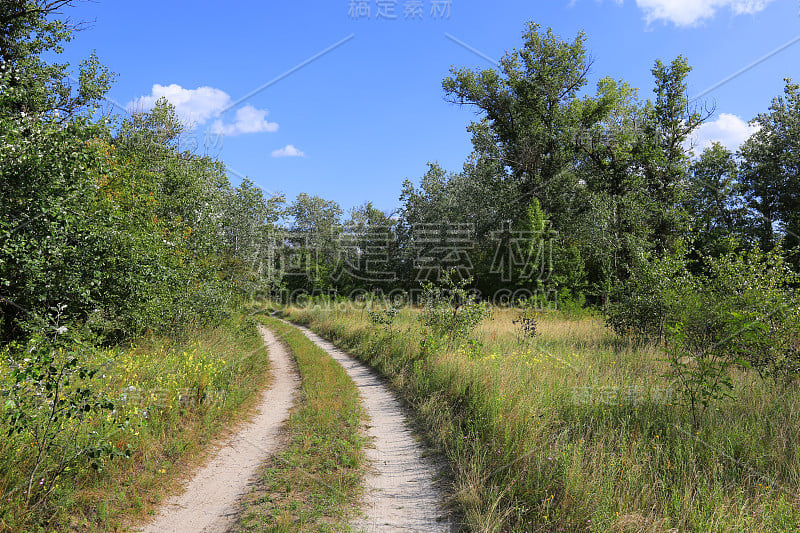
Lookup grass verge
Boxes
[0,311,271,531]
[233,315,366,533]
[281,302,800,533]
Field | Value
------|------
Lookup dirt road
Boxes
[137,321,454,532]
[295,325,456,533]
[137,326,298,533]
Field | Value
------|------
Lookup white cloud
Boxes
[686,113,760,154]
[127,84,278,136]
[622,0,774,26]
[271,144,306,158]
[127,84,230,125]
[210,105,279,136]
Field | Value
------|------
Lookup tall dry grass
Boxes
[284,301,800,532]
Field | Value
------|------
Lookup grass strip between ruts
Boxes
[234,316,367,532]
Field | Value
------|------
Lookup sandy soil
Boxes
[136,326,298,533]
[295,325,457,533]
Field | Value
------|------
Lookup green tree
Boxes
[339,202,399,293]
[637,56,705,255]
[739,79,800,266]
[0,117,114,341]
[285,194,343,292]
[219,178,285,300]
[399,163,457,229]
[0,0,112,119]
[685,142,748,256]
[442,22,592,219]
[570,77,653,306]
[109,99,236,334]
[0,1,123,341]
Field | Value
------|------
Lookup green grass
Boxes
[0,312,271,532]
[282,302,800,532]
[233,315,366,533]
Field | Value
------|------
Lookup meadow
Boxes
[0,313,270,531]
[283,302,800,532]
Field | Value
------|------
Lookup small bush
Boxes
[605,251,687,340]
[512,306,539,346]
[367,299,403,332]
[658,247,800,425]
[419,269,491,353]
[1,317,132,518]
[703,247,800,383]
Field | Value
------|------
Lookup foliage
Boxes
[0,0,114,120]
[442,21,591,214]
[2,83,282,344]
[281,193,343,293]
[367,299,403,332]
[613,246,800,425]
[419,269,491,353]
[662,307,740,429]
[643,56,704,251]
[686,142,749,256]
[605,249,688,340]
[739,78,800,265]
[0,7,287,529]
[1,310,131,516]
[701,247,800,383]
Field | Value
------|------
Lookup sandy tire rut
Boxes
[294,324,456,533]
[137,326,298,533]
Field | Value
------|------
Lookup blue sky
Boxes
[59,0,800,214]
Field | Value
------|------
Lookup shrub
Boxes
[702,247,800,383]
[1,315,131,516]
[367,297,404,332]
[659,247,800,425]
[419,269,491,353]
[605,251,688,340]
[661,291,741,428]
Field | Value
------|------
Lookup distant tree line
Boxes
[276,24,799,310]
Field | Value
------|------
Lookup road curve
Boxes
[137,326,298,533]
